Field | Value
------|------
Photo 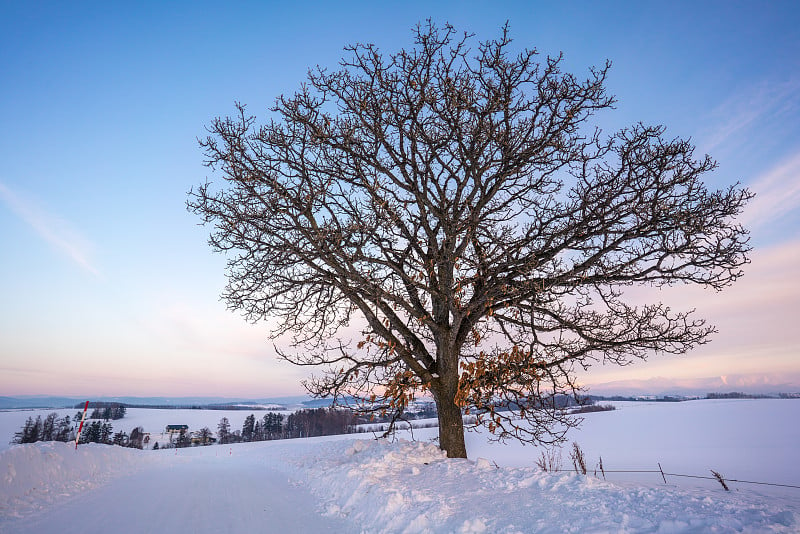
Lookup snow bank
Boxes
[288,438,800,533]
[0,441,153,519]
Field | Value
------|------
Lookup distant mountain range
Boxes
[0,396,84,409]
[585,373,800,397]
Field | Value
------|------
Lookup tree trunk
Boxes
[434,391,467,458]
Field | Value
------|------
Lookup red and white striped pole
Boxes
[74,401,89,450]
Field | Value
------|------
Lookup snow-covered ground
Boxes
[1,399,799,533]
[472,399,800,492]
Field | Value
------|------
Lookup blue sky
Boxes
[1,1,799,397]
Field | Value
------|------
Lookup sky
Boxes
[1,1,799,398]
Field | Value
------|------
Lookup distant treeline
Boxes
[90,404,126,420]
[128,404,280,411]
[591,392,800,402]
[707,392,777,400]
[72,402,127,419]
[165,399,617,450]
[571,404,616,414]
[164,407,398,449]
[179,408,358,447]
[590,395,688,402]
[10,411,145,449]
[475,394,599,415]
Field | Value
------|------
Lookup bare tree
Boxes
[189,22,752,458]
[129,426,145,449]
[197,426,214,446]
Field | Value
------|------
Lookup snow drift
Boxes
[286,438,798,533]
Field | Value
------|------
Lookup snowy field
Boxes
[1,399,799,533]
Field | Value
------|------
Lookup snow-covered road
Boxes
[0,444,351,533]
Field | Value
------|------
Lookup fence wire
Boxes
[547,466,800,490]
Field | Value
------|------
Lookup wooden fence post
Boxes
[658,463,667,484]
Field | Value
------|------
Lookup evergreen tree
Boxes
[12,417,35,444]
[261,414,270,439]
[285,413,299,439]
[30,416,43,443]
[113,432,128,446]
[41,412,57,441]
[55,415,73,442]
[242,414,255,442]
[263,413,284,440]
[82,421,102,443]
[100,422,114,444]
[217,417,231,445]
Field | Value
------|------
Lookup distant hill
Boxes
[0,396,83,409]
[0,395,313,410]
[585,374,800,397]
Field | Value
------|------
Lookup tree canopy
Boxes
[189,22,752,458]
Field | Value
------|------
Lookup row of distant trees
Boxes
[12,413,76,444]
[10,412,144,449]
[13,402,549,449]
[88,403,127,420]
[210,412,287,445]
[213,409,359,444]
[169,398,618,448]
[11,401,609,450]
[10,407,366,449]
[79,421,146,449]
[175,408,361,448]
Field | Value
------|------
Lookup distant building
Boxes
[165,424,189,434]
[191,432,216,445]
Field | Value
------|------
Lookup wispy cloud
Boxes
[699,78,800,156]
[0,182,100,276]
[739,152,800,230]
